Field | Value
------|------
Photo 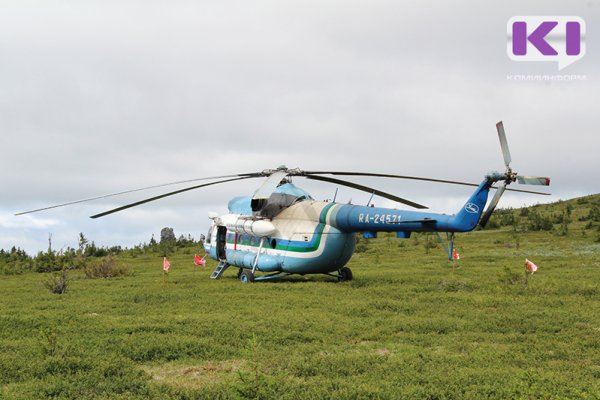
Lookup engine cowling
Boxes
[220,215,277,237]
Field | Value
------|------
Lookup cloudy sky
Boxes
[1,1,598,253]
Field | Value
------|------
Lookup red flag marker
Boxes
[452,249,460,260]
[163,257,170,272]
[525,258,538,274]
[194,254,206,266]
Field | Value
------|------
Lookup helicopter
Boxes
[17,122,550,283]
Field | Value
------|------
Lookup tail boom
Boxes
[330,180,491,234]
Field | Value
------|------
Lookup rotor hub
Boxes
[505,168,517,184]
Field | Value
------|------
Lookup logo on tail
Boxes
[465,203,480,214]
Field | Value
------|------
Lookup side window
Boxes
[206,225,215,244]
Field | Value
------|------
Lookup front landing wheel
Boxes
[338,267,353,282]
[239,270,255,283]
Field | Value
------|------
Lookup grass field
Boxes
[1,196,600,399]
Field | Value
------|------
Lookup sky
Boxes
[1,1,598,254]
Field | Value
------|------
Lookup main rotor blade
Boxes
[479,182,507,228]
[303,171,480,188]
[496,121,512,169]
[253,170,289,200]
[15,173,261,216]
[304,175,428,209]
[90,176,255,219]
[303,170,549,195]
[504,187,550,195]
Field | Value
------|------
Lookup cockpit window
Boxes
[293,195,307,204]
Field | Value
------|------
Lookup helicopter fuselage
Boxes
[203,179,491,278]
[204,201,356,275]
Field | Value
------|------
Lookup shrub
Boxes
[34,249,77,273]
[0,247,32,275]
[499,266,522,286]
[0,259,33,275]
[485,219,500,229]
[40,326,63,357]
[438,279,470,292]
[354,235,369,253]
[42,270,70,294]
[489,208,516,228]
[0,247,33,275]
[588,206,600,222]
[83,256,132,279]
[556,210,571,236]
[527,210,553,231]
[423,235,438,254]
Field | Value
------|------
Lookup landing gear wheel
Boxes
[239,270,255,283]
[338,267,353,282]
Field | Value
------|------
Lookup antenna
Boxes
[366,192,375,207]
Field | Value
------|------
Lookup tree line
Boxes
[0,228,203,275]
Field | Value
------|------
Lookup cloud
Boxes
[0,213,60,230]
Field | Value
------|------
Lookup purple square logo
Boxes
[507,16,586,70]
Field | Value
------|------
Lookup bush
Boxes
[83,256,132,279]
[499,266,523,286]
[0,247,32,275]
[556,210,571,236]
[34,250,67,273]
[0,247,33,275]
[527,210,553,231]
[588,206,600,222]
[423,235,438,254]
[485,219,500,229]
[489,208,516,228]
[0,259,33,275]
[354,235,369,253]
[42,270,70,294]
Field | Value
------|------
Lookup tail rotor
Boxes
[496,121,512,170]
[479,121,550,228]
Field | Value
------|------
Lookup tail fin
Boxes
[450,180,491,231]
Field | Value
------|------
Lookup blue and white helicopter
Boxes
[18,122,549,283]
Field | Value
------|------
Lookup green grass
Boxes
[1,196,600,399]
